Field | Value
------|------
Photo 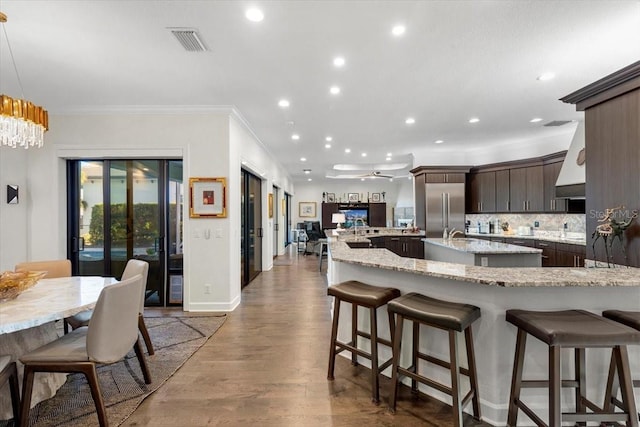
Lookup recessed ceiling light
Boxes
[386,157,391,161]
[434,140,444,144]
[308,178,312,182]
[361,153,367,157]
[392,25,406,37]
[333,56,345,67]
[325,144,331,149]
[325,136,333,142]
[361,178,365,181]
[300,157,307,162]
[537,72,555,81]
[245,8,264,22]
[408,176,412,180]
[405,117,415,125]
[330,86,341,95]
[345,148,351,153]
[387,152,392,156]
[304,169,311,174]
[389,178,393,182]
[278,99,290,108]
[291,134,300,140]
[530,117,543,123]
[241,161,248,165]
[468,118,480,123]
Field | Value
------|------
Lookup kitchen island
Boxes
[326,234,640,426]
[424,237,542,267]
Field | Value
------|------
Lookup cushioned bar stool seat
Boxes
[327,280,400,404]
[602,310,640,420]
[387,292,481,426]
[506,309,640,427]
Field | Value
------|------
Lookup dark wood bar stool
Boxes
[387,292,481,426]
[506,309,640,427]
[602,310,640,420]
[327,280,400,404]
[0,355,21,425]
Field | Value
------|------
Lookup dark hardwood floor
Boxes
[124,248,491,426]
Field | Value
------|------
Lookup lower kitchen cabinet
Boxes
[535,240,557,267]
[556,243,586,267]
[368,235,424,259]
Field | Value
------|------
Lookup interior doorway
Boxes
[241,168,262,287]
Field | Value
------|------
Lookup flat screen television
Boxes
[339,208,368,228]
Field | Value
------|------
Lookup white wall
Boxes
[292,179,413,228]
[0,108,292,312]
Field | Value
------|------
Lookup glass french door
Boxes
[284,192,292,246]
[67,159,183,306]
[272,186,279,258]
[241,169,262,287]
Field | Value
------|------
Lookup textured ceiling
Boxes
[1,1,638,182]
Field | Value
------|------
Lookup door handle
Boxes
[257,228,263,238]
[441,193,446,227]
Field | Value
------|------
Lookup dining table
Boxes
[0,276,117,420]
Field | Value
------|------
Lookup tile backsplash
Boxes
[466,213,586,235]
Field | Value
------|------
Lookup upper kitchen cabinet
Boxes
[543,157,567,212]
[368,203,387,227]
[468,171,496,213]
[424,173,466,183]
[495,169,510,212]
[509,165,543,212]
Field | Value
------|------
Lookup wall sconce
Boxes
[332,213,346,229]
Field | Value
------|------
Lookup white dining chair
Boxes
[18,274,150,427]
[66,259,155,356]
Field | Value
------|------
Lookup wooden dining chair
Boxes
[66,259,155,356]
[15,259,71,278]
[19,274,150,427]
[0,355,21,425]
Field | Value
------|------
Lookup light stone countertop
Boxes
[329,237,640,287]
[0,276,117,334]
[466,231,587,246]
[424,238,542,254]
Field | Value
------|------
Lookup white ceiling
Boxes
[1,1,639,182]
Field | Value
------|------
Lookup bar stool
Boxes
[0,355,21,425]
[602,310,640,419]
[327,280,400,403]
[506,309,640,427]
[387,292,481,426]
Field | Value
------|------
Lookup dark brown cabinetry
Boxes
[543,161,567,212]
[369,235,424,259]
[509,165,544,212]
[495,169,510,212]
[320,202,386,229]
[468,171,496,213]
[535,240,557,267]
[425,173,466,183]
[368,203,387,227]
[556,243,586,267]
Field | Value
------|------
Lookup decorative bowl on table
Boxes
[0,270,47,302]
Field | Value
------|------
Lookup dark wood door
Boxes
[468,172,495,213]
[368,203,386,227]
[405,236,425,259]
[536,240,556,267]
[385,236,402,255]
[495,169,510,212]
[526,165,544,212]
[509,168,527,212]
[321,203,339,229]
[543,162,567,212]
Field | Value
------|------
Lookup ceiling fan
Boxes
[358,171,396,179]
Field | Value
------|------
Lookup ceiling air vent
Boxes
[169,28,207,52]
[543,120,573,127]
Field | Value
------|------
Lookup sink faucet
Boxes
[449,229,465,239]
[354,218,366,236]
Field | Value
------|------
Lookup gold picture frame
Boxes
[299,201,316,218]
[268,193,274,218]
[189,177,227,218]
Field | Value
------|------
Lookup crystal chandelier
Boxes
[0,12,48,149]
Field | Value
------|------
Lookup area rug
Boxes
[0,315,226,427]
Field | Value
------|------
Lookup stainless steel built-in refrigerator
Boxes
[425,183,465,238]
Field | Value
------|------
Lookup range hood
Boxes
[555,122,585,198]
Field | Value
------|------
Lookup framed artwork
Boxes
[371,193,381,202]
[348,192,359,203]
[281,198,286,216]
[299,201,316,217]
[189,177,227,218]
[268,193,274,218]
[326,193,336,203]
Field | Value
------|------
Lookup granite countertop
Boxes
[424,238,542,254]
[329,237,639,287]
[466,231,587,246]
